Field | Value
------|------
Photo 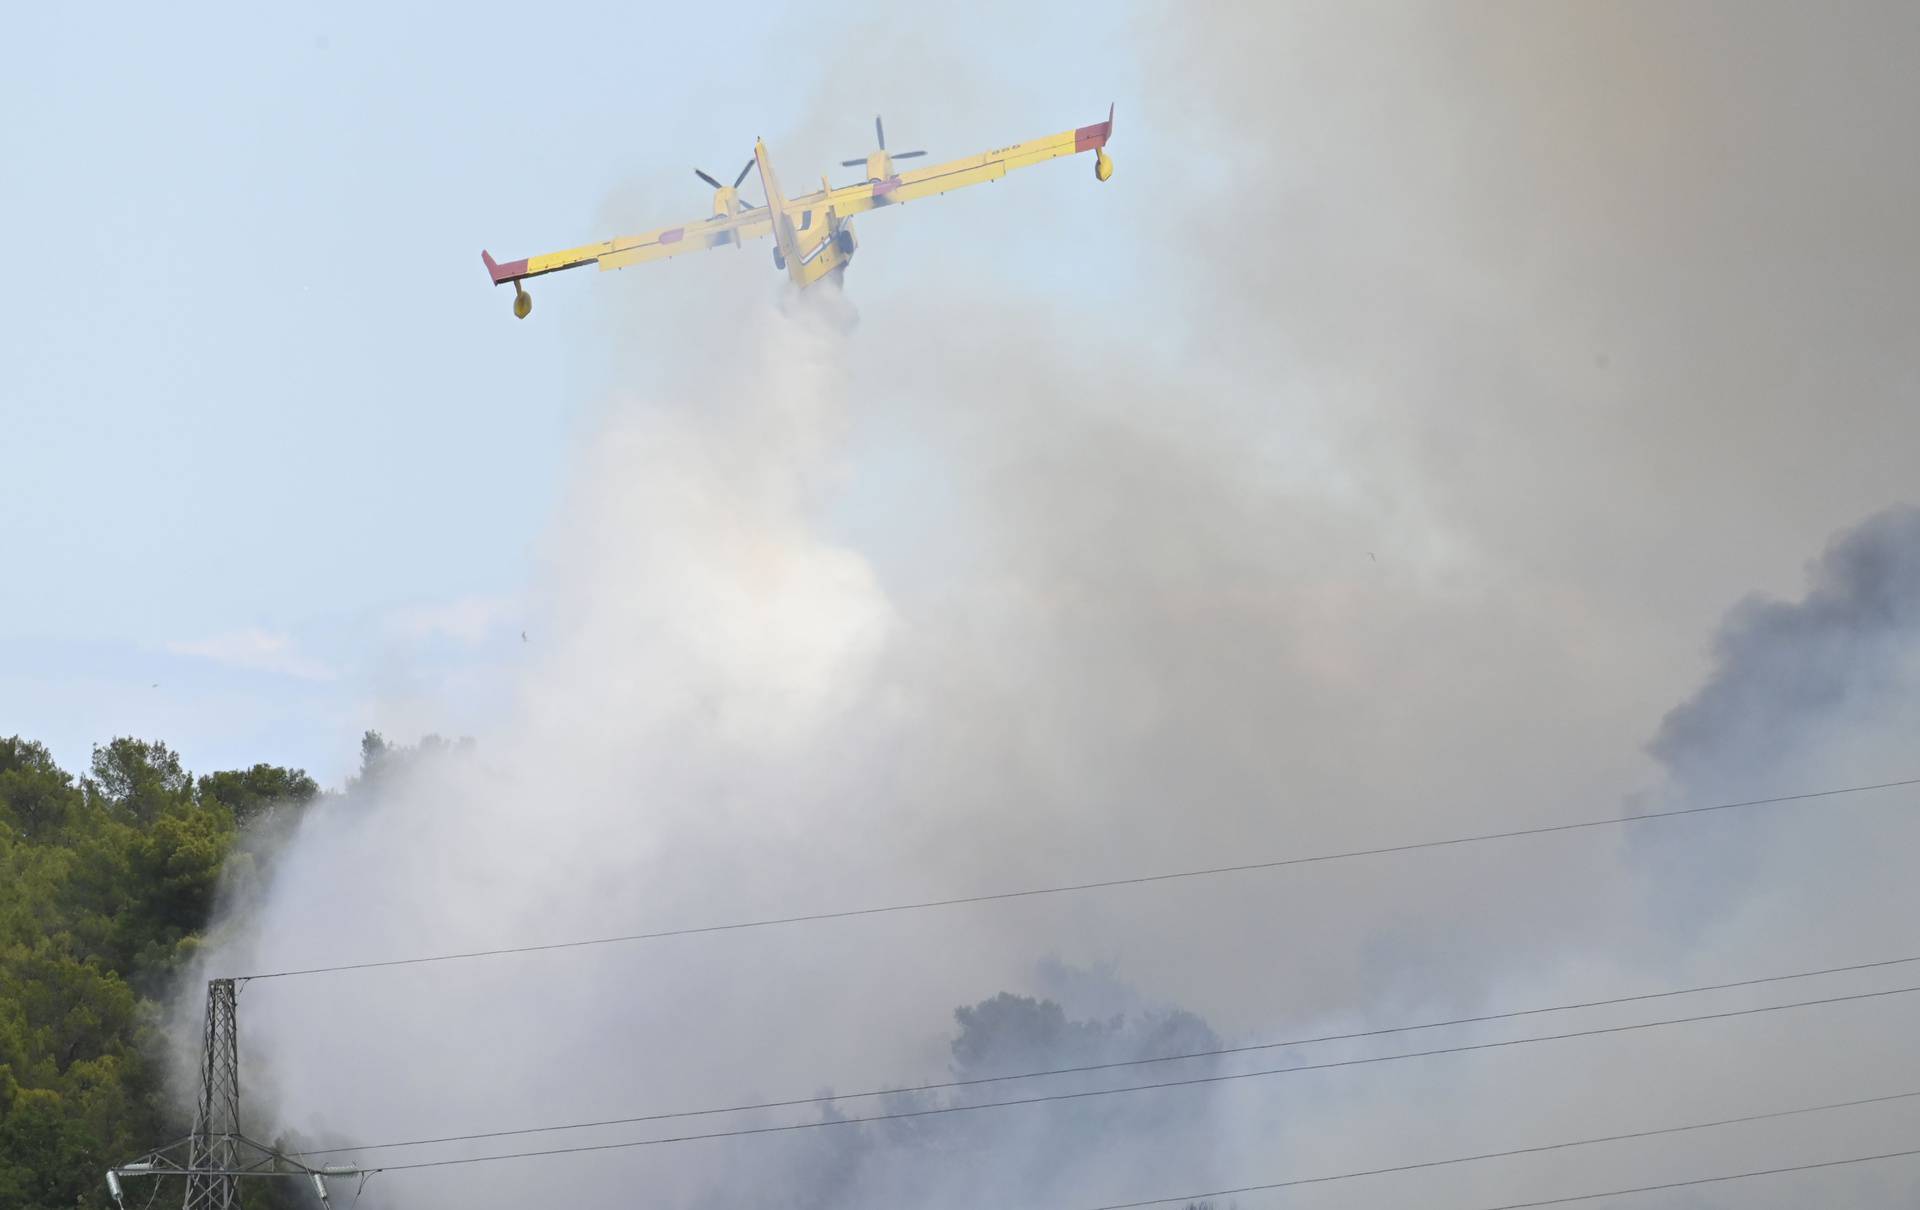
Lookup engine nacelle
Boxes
[1094,147,1113,182]
[512,282,532,319]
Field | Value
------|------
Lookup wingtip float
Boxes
[480,251,533,318]
[482,105,1115,318]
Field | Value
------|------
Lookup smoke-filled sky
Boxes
[12,3,1920,1208]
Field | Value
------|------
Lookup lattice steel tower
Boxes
[105,978,361,1209]
[182,977,243,1210]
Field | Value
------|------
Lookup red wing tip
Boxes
[1074,108,1115,153]
[481,250,529,285]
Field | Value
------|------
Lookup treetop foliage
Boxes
[0,733,322,1210]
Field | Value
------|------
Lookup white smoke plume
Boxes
[182,6,1920,1209]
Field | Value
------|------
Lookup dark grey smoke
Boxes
[951,991,1220,1080]
[1632,504,1920,961]
[687,986,1230,1210]
[1652,504,1920,792]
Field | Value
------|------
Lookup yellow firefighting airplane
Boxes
[481,107,1114,317]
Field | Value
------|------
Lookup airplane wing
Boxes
[482,206,775,289]
[777,105,1115,224]
[482,105,1112,305]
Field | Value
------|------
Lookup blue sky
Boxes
[1,1,1158,783]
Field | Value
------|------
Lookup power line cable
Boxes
[293,949,1920,1158]
[238,776,1920,982]
[1459,1144,1920,1210]
[1471,1147,1920,1210]
[1073,1088,1920,1209]
[327,980,1920,1171]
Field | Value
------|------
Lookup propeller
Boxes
[694,159,760,210]
[730,158,758,208]
[840,114,925,168]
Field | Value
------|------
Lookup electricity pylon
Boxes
[106,978,363,1209]
[182,976,242,1209]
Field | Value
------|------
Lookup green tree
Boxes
[0,735,325,1209]
[85,738,191,826]
[0,737,81,841]
[198,764,319,829]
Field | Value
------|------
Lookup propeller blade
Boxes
[840,159,867,168]
[733,159,754,188]
[892,150,927,159]
[875,114,885,150]
[695,168,723,189]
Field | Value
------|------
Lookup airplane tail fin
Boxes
[755,140,805,279]
[753,141,788,216]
